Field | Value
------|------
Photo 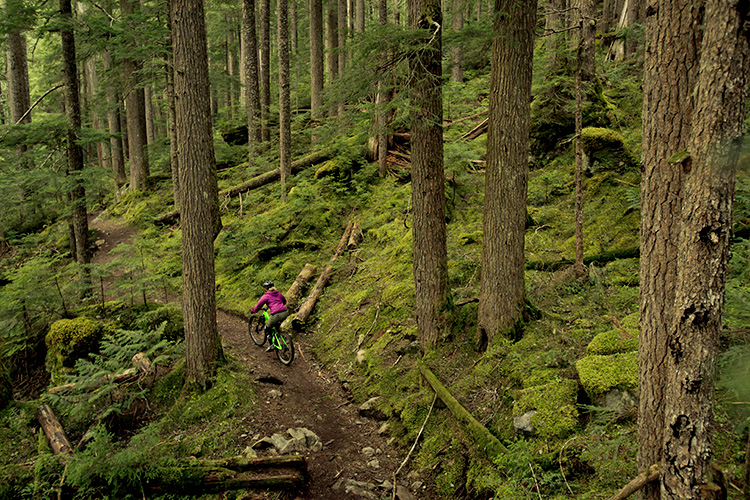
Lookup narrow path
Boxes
[89,214,412,499]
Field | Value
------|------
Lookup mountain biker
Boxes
[251,281,289,351]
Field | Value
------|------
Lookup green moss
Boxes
[580,127,625,151]
[586,329,637,355]
[576,351,638,398]
[513,376,579,439]
[45,317,105,382]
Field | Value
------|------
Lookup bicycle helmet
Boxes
[262,280,274,289]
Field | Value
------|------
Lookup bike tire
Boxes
[248,315,266,346]
[275,330,295,365]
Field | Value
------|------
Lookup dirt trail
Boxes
[89,214,412,500]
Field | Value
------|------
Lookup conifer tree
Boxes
[172,0,223,388]
[408,0,449,346]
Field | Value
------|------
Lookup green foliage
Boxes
[580,127,637,173]
[135,305,184,342]
[576,352,638,399]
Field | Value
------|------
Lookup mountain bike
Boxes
[248,307,295,365]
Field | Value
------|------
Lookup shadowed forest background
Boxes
[1,0,750,499]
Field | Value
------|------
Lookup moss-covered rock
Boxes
[586,330,637,356]
[580,127,637,173]
[513,376,579,439]
[45,317,106,382]
[576,351,637,399]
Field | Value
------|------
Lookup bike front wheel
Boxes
[275,331,295,365]
[248,315,266,346]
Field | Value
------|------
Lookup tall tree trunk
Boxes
[165,3,180,206]
[476,0,536,350]
[6,0,32,176]
[278,0,291,201]
[356,0,365,32]
[662,1,749,498]
[625,0,643,57]
[574,39,585,276]
[121,0,150,191]
[337,0,347,115]
[326,1,339,117]
[450,0,463,82]
[260,0,271,143]
[104,53,127,186]
[376,0,389,177]
[144,85,156,144]
[310,0,325,125]
[60,0,90,280]
[226,18,237,121]
[77,3,105,170]
[172,0,222,389]
[408,0,449,347]
[638,2,702,499]
[242,0,262,163]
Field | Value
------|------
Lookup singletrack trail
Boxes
[89,214,413,500]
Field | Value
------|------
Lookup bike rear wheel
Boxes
[274,330,295,365]
[248,315,266,346]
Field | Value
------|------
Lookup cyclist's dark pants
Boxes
[265,310,289,337]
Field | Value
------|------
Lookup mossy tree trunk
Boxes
[408,0,450,347]
[477,0,536,350]
[638,2,701,498]
[661,2,749,498]
[172,0,223,388]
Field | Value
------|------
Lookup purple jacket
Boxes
[251,289,288,314]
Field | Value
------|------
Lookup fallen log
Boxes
[49,353,154,394]
[606,463,661,500]
[284,263,317,310]
[459,117,488,141]
[148,469,305,493]
[525,247,640,272]
[347,222,362,250]
[417,360,506,459]
[36,404,73,456]
[154,149,333,226]
[222,149,332,199]
[444,109,488,128]
[187,454,307,472]
[289,221,355,330]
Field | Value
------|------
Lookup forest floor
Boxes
[89,213,412,500]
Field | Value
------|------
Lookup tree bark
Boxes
[638,3,701,498]
[104,53,127,187]
[376,0,390,176]
[121,0,150,191]
[408,0,450,347]
[6,1,31,129]
[356,0,365,32]
[326,1,339,117]
[477,0,536,350]
[290,221,354,329]
[172,0,222,389]
[278,0,292,201]
[165,4,180,206]
[450,0,463,82]
[242,0,262,162]
[144,85,156,144]
[61,0,90,279]
[574,22,585,276]
[337,0,347,115]
[36,404,73,456]
[310,0,325,125]
[661,2,749,498]
[260,0,271,143]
